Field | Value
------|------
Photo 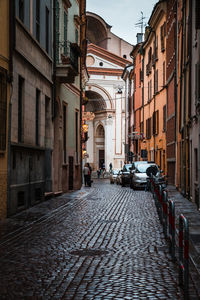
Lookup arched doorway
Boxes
[96,124,105,169]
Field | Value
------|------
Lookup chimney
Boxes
[136,33,143,44]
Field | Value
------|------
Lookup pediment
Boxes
[87,43,131,69]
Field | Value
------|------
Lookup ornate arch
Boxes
[86,84,113,110]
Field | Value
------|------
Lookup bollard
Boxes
[162,190,168,238]
[179,214,189,299]
[168,199,175,260]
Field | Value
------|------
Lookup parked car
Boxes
[116,170,123,185]
[121,164,133,187]
[110,169,120,184]
[130,162,160,189]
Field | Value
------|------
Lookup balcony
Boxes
[56,41,80,83]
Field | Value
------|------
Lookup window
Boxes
[36,0,40,42]
[45,7,49,53]
[163,61,165,87]
[64,11,68,55]
[140,68,143,83]
[160,22,166,52]
[155,69,158,93]
[36,89,40,145]
[75,111,78,163]
[146,118,151,139]
[196,0,200,29]
[96,125,104,137]
[75,28,79,44]
[63,105,67,163]
[0,70,7,151]
[18,76,24,143]
[45,96,50,147]
[195,63,200,104]
[153,110,159,135]
[140,121,144,134]
[19,0,24,23]
[163,105,166,132]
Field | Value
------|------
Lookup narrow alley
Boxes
[0,180,186,299]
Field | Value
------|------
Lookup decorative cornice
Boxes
[87,43,131,68]
[87,67,123,76]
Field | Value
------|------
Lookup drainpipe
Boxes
[175,0,178,186]
[52,0,56,120]
[7,0,15,216]
[149,27,156,162]
[122,63,134,162]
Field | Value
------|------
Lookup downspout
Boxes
[122,63,134,163]
[175,0,178,186]
[52,0,56,120]
[183,0,186,196]
[7,0,15,216]
[188,0,192,199]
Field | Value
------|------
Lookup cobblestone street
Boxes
[0,180,185,299]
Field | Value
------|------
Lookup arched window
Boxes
[96,124,104,137]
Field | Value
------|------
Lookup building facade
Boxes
[176,0,191,197]
[190,0,200,207]
[166,0,177,185]
[0,0,11,219]
[53,0,86,193]
[8,0,53,215]
[140,1,167,174]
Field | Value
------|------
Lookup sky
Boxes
[86,0,158,45]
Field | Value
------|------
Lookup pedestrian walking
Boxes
[87,163,92,186]
[97,169,101,179]
[109,162,112,172]
[83,163,90,186]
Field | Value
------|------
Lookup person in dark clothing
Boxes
[109,162,113,172]
[83,163,90,186]
[97,169,101,179]
[87,163,92,186]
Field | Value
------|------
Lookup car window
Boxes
[124,164,132,171]
[137,164,158,173]
[113,170,118,175]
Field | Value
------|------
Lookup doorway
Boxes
[99,149,104,169]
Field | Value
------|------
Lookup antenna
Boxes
[135,11,146,35]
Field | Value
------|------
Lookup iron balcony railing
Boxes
[56,41,80,73]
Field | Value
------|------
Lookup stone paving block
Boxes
[0,180,197,299]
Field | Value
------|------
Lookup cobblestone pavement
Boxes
[0,180,189,299]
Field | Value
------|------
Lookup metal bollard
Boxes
[168,200,175,260]
[158,184,163,223]
[162,190,168,238]
[179,214,189,299]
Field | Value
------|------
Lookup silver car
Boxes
[110,169,120,184]
[130,162,159,189]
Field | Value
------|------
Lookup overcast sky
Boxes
[86,0,158,45]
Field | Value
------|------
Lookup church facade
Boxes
[84,13,133,171]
